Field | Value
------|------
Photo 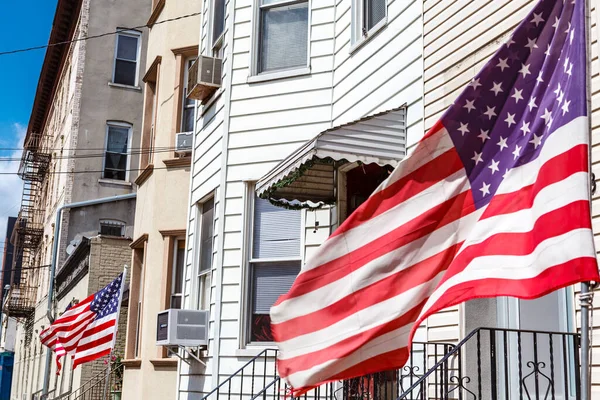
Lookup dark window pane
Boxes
[114,60,137,86]
[117,35,138,61]
[103,168,126,181]
[182,107,194,132]
[200,199,214,272]
[213,0,226,44]
[366,0,386,30]
[174,243,185,294]
[259,3,308,73]
[104,152,127,171]
[251,314,273,342]
[100,224,123,237]
[252,262,300,314]
[170,295,182,310]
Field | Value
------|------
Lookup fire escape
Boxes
[5,132,51,341]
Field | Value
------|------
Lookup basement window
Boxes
[99,220,125,237]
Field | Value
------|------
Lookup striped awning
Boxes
[255,106,407,208]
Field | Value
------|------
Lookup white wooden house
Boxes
[175,0,600,399]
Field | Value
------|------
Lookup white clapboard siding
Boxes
[181,0,424,398]
[423,0,600,393]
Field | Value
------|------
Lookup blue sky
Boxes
[0,0,57,251]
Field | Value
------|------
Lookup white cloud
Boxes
[0,124,26,250]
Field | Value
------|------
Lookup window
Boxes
[352,0,387,45]
[99,220,125,237]
[181,58,196,133]
[170,239,186,309]
[125,238,147,361]
[212,0,226,54]
[113,31,141,86]
[256,0,309,74]
[103,122,131,181]
[197,198,214,310]
[248,195,301,342]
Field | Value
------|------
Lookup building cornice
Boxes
[135,163,154,186]
[147,0,166,28]
[26,0,83,146]
[158,229,186,237]
[129,234,149,249]
[163,157,192,169]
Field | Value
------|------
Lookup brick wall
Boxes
[79,236,131,387]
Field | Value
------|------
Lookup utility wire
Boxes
[0,147,187,162]
[0,12,201,57]
[0,165,188,175]
[0,264,50,273]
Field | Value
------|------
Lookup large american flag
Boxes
[271,0,600,392]
[40,273,124,370]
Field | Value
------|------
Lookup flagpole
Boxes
[103,267,127,400]
[582,0,595,399]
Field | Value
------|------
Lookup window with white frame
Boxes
[113,31,141,86]
[352,0,387,45]
[103,122,131,181]
[197,198,214,310]
[181,58,196,133]
[248,195,301,342]
[212,0,226,56]
[171,239,186,309]
[255,0,309,74]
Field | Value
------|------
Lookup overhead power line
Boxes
[0,164,188,175]
[0,146,186,162]
[0,12,201,57]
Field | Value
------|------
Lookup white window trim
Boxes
[249,0,312,78]
[208,0,226,56]
[192,194,215,311]
[170,236,186,308]
[350,0,388,53]
[102,121,133,182]
[239,182,305,348]
[112,29,142,87]
[181,57,196,134]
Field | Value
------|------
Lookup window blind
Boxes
[252,261,301,314]
[200,199,214,272]
[259,2,308,73]
[252,197,301,259]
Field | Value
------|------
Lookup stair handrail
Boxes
[200,347,278,400]
[51,363,119,399]
[71,363,124,400]
[397,326,581,399]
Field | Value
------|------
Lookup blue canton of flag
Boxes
[90,273,123,319]
[443,0,586,208]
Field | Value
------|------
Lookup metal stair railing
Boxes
[51,363,124,400]
[397,327,581,400]
[205,342,452,400]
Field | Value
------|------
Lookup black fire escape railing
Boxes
[199,342,453,400]
[398,327,581,400]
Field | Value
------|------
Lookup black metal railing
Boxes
[200,342,453,400]
[398,327,580,400]
[53,363,124,400]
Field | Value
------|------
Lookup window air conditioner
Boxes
[175,132,193,154]
[156,309,209,347]
[187,55,222,103]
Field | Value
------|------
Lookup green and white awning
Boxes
[255,106,407,208]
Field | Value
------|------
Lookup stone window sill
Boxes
[149,358,178,368]
[121,359,142,368]
[98,178,133,187]
[108,82,142,92]
[135,164,154,186]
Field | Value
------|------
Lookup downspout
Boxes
[41,192,137,399]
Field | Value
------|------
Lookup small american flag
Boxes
[271,0,600,392]
[41,273,124,370]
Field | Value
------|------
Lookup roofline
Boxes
[25,0,83,148]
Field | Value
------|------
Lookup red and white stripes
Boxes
[271,116,598,391]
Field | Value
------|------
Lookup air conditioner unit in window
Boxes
[175,132,193,154]
[187,55,222,103]
[156,309,209,347]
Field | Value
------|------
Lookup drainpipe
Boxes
[41,193,136,399]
